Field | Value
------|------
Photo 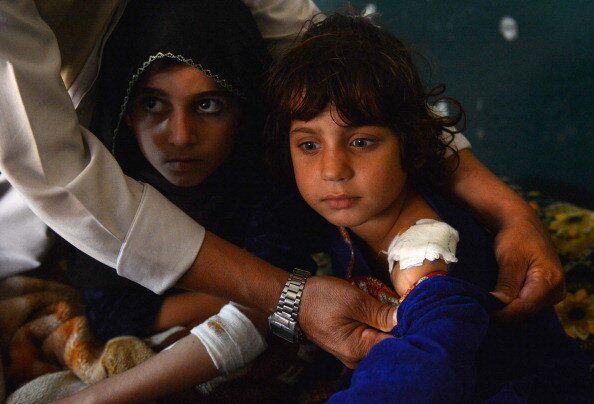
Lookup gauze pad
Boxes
[191,303,267,374]
[386,219,459,273]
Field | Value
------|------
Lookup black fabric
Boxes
[68,0,320,340]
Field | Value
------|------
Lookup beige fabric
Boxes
[35,0,122,88]
[7,370,87,404]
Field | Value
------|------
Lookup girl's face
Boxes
[289,105,407,232]
[127,64,241,187]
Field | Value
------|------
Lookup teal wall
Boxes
[317,1,593,204]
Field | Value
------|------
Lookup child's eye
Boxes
[196,99,224,114]
[298,141,320,152]
[350,138,375,148]
[140,97,165,113]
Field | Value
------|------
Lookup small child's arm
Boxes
[329,276,496,403]
[56,332,219,403]
[386,219,459,297]
[55,303,268,403]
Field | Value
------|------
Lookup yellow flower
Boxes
[555,289,594,340]
[545,203,594,259]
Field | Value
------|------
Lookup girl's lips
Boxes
[322,195,359,209]
[166,159,200,172]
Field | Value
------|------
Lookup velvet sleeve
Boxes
[242,187,329,273]
[68,249,165,342]
[329,276,501,403]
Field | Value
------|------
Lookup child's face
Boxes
[127,64,240,187]
[290,106,407,230]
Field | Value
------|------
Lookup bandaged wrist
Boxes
[386,219,459,273]
[191,303,267,374]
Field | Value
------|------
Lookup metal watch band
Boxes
[269,268,310,343]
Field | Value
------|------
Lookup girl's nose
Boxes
[167,111,198,147]
[321,148,354,182]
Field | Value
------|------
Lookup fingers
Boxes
[491,215,566,320]
[354,292,397,333]
[493,265,566,322]
[491,266,526,305]
[298,276,397,368]
[340,329,393,369]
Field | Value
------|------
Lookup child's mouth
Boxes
[166,159,201,172]
[322,195,359,209]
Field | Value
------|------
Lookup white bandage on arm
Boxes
[386,219,459,273]
[190,303,267,375]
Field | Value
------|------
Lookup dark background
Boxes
[317,1,593,207]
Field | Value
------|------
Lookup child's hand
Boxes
[491,216,565,321]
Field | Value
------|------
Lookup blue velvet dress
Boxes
[328,191,591,403]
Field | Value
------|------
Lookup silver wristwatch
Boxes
[268,268,311,343]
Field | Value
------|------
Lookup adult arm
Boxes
[447,149,565,319]
[0,1,395,365]
[178,232,395,368]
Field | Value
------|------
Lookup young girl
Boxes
[266,13,590,402]
[67,0,317,342]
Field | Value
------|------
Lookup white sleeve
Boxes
[442,131,471,158]
[242,0,323,58]
[0,173,53,277]
[0,0,205,293]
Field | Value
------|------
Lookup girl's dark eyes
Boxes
[298,141,320,152]
[140,97,165,113]
[297,138,377,153]
[350,138,376,148]
[195,99,224,114]
[137,97,225,114]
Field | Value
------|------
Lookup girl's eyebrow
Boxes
[191,90,232,99]
[289,126,317,135]
[135,86,166,97]
[135,87,231,99]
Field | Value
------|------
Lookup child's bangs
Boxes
[278,38,390,127]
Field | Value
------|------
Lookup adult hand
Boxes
[491,216,565,321]
[299,275,396,368]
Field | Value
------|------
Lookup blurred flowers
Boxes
[555,289,594,340]
[545,204,594,260]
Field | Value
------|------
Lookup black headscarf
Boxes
[90,0,272,243]
[69,0,319,338]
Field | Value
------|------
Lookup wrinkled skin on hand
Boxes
[491,216,565,321]
[298,275,396,368]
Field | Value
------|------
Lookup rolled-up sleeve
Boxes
[0,0,204,293]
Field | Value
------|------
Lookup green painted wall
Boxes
[317,1,593,204]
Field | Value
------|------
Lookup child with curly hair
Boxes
[266,13,590,402]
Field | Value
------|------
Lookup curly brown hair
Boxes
[266,13,465,190]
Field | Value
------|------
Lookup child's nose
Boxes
[321,149,353,182]
[167,111,198,147]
